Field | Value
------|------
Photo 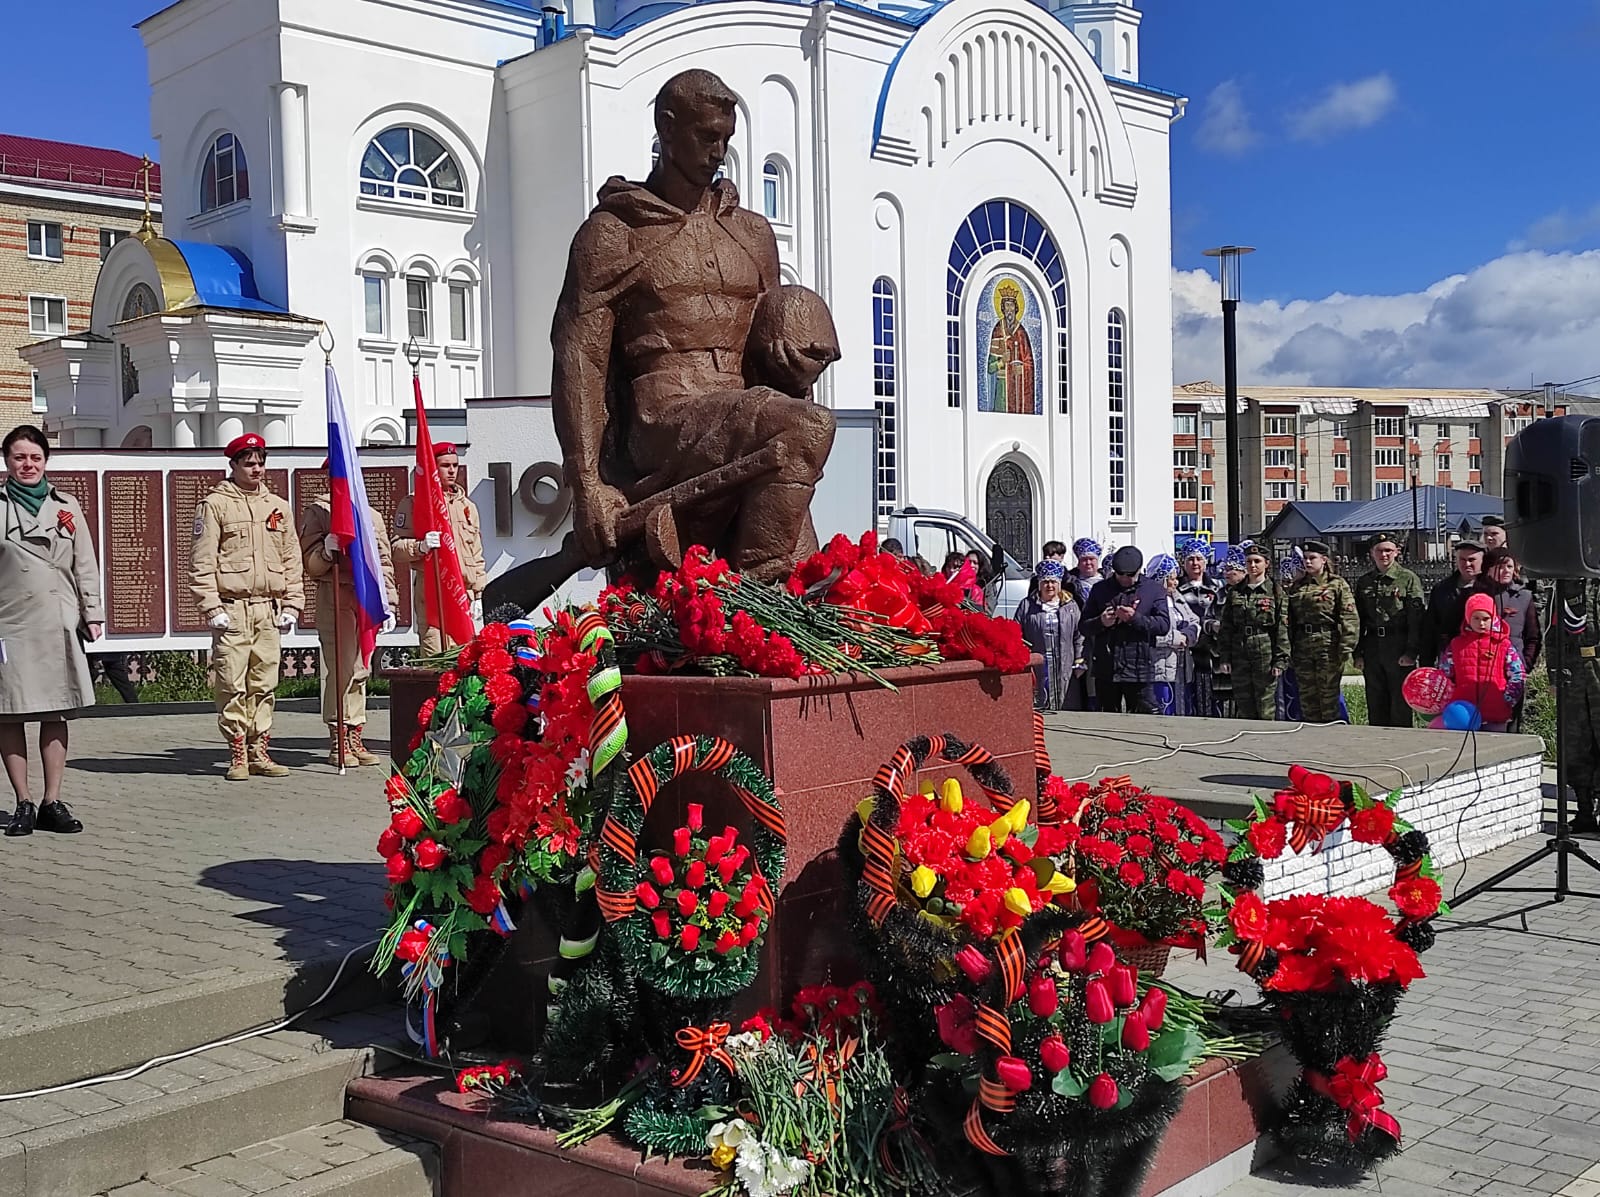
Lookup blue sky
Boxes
[9,0,1600,388]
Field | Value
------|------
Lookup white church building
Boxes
[25,0,1183,565]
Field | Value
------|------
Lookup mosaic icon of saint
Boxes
[986,278,1037,415]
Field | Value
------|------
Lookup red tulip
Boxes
[718,857,738,884]
[673,827,692,857]
[1139,986,1168,1031]
[707,890,730,918]
[1121,1011,1150,1051]
[686,860,707,888]
[385,854,414,885]
[734,895,756,919]
[1088,1073,1119,1109]
[687,804,704,831]
[715,930,737,955]
[413,839,447,870]
[1087,941,1116,975]
[705,834,727,863]
[1086,979,1114,1024]
[740,919,760,944]
[680,924,701,951]
[677,889,698,918]
[650,856,675,886]
[634,882,661,909]
[1109,964,1138,1008]
[1058,930,1087,972]
[377,828,403,858]
[1028,972,1059,1017]
[955,946,993,984]
[995,1055,1033,1093]
[652,910,672,940]
[391,807,424,839]
[1039,1034,1071,1074]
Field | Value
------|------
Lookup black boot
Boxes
[5,801,37,837]
[1572,791,1599,835]
[35,800,82,834]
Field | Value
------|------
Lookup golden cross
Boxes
[138,155,154,234]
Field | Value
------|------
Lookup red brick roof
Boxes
[0,133,161,198]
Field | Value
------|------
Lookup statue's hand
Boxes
[573,481,629,563]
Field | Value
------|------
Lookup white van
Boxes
[883,507,1032,616]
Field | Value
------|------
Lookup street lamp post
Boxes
[1203,245,1254,547]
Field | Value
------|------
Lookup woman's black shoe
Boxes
[5,801,37,837]
[36,801,82,834]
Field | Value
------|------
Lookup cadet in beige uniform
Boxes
[189,434,304,781]
[299,489,398,766]
[392,442,486,655]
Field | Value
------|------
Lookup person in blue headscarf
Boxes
[1067,537,1102,608]
[1147,554,1200,715]
[1276,549,1306,721]
[1014,559,1084,711]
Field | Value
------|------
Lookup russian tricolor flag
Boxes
[325,363,391,666]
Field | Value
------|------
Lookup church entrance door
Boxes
[985,462,1033,568]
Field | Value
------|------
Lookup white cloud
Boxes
[1287,73,1397,141]
[1194,80,1260,157]
[1171,248,1600,388]
[1509,202,1600,251]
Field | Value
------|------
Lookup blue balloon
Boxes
[1440,700,1481,732]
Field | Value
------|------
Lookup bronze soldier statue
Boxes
[550,68,839,587]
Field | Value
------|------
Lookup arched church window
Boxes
[119,283,159,405]
[762,158,788,222]
[944,200,1068,412]
[872,277,898,519]
[200,132,249,212]
[1107,308,1127,518]
[360,127,466,209]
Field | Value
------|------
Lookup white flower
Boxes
[733,1137,811,1197]
[564,748,591,789]
[707,1119,753,1152]
[724,1031,763,1055]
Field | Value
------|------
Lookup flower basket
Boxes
[1113,939,1172,979]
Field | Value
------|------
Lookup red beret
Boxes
[433,442,458,457]
[225,433,266,460]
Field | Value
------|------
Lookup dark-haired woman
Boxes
[0,425,103,836]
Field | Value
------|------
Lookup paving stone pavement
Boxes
[1207,834,1600,1197]
[0,710,392,1036]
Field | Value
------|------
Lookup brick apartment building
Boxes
[0,134,161,429]
[1170,382,1570,545]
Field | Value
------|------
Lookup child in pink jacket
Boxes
[1437,593,1525,732]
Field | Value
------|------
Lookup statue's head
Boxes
[653,70,739,190]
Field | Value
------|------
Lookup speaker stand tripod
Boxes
[1452,578,1600,908]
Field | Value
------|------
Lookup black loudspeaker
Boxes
[1505,414,1600,578]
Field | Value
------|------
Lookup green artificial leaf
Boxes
[1350,782,1371,809]
[455,838,488,857]
[448,931,468,959]
[1214,928,1237,950]
[649,943,669,964]
[1114,1083,1136,1109]
[1017,823,1039,848]
[693,956,714,971]
[574,866,597,895]
[1051,1070,1089,1098]
[1222,818,1251,835]
[930,1053,969,1071]
[1145,1025,1204,1081]
[1099,1018,1122,1046]
[1436,900,1452,917]
[1227,842,1254,864]
[1251,795,1269,820]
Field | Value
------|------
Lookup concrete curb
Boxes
[79,696,392,719]
[282,1144,439,1197]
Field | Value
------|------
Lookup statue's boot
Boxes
[734,479,818,582]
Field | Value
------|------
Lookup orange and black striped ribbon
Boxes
[994,933,1026,1004]
[964,1101,1009,1156]
[973,1003,1013,1053]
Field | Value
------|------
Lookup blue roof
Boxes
[1321,487,1502,536]
[1258,501,1351,540]
[168,240,289,314]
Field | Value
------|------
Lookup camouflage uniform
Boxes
[1354,562,1425,727]
[1219,578,1290,720]
[1287,573,1359,723]
[1559,579,1600,831]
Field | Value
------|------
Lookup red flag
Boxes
[411,376,475,645]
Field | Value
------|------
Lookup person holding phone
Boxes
[0,424,103,836]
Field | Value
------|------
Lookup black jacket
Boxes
[1082,576,1172,682]
[1422,572,1476,666]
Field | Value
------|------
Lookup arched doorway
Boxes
[985,462,1033,567]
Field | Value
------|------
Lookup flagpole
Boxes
[324,326,347,776]
[408,340,447,650]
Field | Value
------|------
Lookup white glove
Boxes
[421,530,442,553]
[322,532,340,560]
[209,609,231,631]
[471,598,484,627]
[277,608,298,632]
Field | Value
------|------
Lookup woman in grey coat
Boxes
[1013,560,1084,711]
[1148,554,1201,715]
[0,425,103,837]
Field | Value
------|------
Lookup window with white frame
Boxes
[1201,517,1215,534]
[99,228,129,261]
[448,279,472,344]
[1469,484,1483,494]
[1173,513,1198,534]
[1173,449,1197,469]
[1436,453,1451,472]
[31,371,46,413]
[1201,452,1214,471]
[1201,484,1215,502]
[1376,481,1404,497]
[1264,448,1294,468]
[1333,485,1349,501]
[200,132,249,212]
[1174,478,1197,500]
[1174,413,1197,436]
[762,158,788,223]
[1374,447,1405,468]
[1435,423,1450,439]
[872,277,899,519]
[1469,453,1482,471]
[28,295,66,335]
[1374,416,1405,437]
[361,127,465,209]
[1266,481,1293,501]
[1468,422,1481,439]
[1107,309,1127,517]
[1332,419,1349,438]
[27,221,62,261]
[1264,416,1294,436]
[1333,452,1349,470]
[406,276,431,341]
[363,274,388,337]
[1201,418,1215,439]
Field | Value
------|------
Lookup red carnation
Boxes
[995,1055,1033,1093]
[677,889,698,918]
[680,924,702,951]
[377,827,403,858]
[491,702,529,736]
[1028,972,1060,1017]
[416,697,437,729]
[433,788,471,825]
[741,1013,774,1041]
[1088,1073,1119,1109]
[436,671,459,696]
[391,807,425,839]
[1118,861,1147,887]
[414,839,447,870]
[707,890,730,918]
[1121,1010,1150,1050]
[1085,979,1114,1024]
[484,673,521,708]
[1247,819,1287,860]
[1390,876,1442,921]
[635,882,661,909]
[385,854,414,885]
[1351,806,1398,845]
[477,647,514,678]
[465,872,501,915]
[1039,1034,1071,1074]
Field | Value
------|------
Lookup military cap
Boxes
[1302,539,1331,556]
[224,432,266,460]
[1480,514,1505,528]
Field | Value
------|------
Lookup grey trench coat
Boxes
[0,484,104,717]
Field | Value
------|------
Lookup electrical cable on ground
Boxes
[0,938,378,1102]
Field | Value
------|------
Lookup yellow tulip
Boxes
[989,816,1010,848]
[965,825,992,859]
[1004,887,1033,917]
[939,778,964,814]
[1005,799,1031,833]
[911,865,938,899]
[1045,872,1077,896]
[920,780,936,796]
[710,1144,736,1170]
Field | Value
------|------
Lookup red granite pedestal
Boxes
[348,1045,1292,1197]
